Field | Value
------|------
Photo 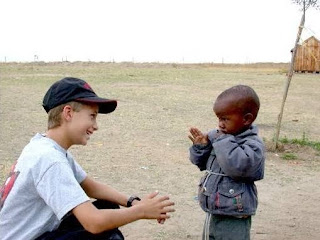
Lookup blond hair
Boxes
[47,101,83,129]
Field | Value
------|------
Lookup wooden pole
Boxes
[273,8,306,150]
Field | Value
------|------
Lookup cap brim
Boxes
[76,98,117,114]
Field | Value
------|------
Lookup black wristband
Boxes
[127,196,141,207]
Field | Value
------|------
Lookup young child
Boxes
[0,77,175,240]
[188,85,265,240]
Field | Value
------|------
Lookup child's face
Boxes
[68,103,99,146]
[213,98,248,135]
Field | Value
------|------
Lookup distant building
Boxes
[293,36,320,73]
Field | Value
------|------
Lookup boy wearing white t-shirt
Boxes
[0,77,175,240]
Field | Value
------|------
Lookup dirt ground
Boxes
[0,62,319,239]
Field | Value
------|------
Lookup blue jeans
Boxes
[36,200,124,240]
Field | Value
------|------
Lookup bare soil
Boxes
[0,62,319,239]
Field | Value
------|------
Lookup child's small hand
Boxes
[188,127,209,145]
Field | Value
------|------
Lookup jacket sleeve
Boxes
[189,129,219,171]
[213,134,265,181]
[189,143,212,171]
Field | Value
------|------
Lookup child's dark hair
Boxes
[216,85,260,119]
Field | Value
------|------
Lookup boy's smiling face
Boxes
[213,97,250,135]
[67,103,99,146]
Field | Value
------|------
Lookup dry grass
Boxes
[0,62,319,239]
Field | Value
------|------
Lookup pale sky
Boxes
[1,0,319,63]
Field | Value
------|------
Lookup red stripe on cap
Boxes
[83,82,92,90]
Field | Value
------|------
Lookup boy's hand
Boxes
[139,191,175,222]
[132,193,167,224]
[157,218,166,224]
[188,127,209,145]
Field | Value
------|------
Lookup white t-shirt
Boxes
[0,133,90,240]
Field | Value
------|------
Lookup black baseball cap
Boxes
[43,77,117,114]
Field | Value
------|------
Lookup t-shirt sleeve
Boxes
[69,158,87,184]
[35,162,90,220]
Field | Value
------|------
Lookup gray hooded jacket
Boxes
[189,125,265,216]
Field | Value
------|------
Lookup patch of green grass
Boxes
[281,153,298,160]
[279,133,320,152]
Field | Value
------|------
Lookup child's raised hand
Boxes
[188,127,209,145]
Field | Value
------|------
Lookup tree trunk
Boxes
[273,9,306,150]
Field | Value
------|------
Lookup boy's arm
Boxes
[81,176,129,207]
[81,176,169,224]
[189,144,211,171]
[188,127,215,171]
[213,134,265,180]
[72,191,174,234]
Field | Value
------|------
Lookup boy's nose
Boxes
[93,122,98,131]
[218,121,225,130]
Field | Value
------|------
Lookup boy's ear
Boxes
[62,105,73,121]
[243,113,254,126]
